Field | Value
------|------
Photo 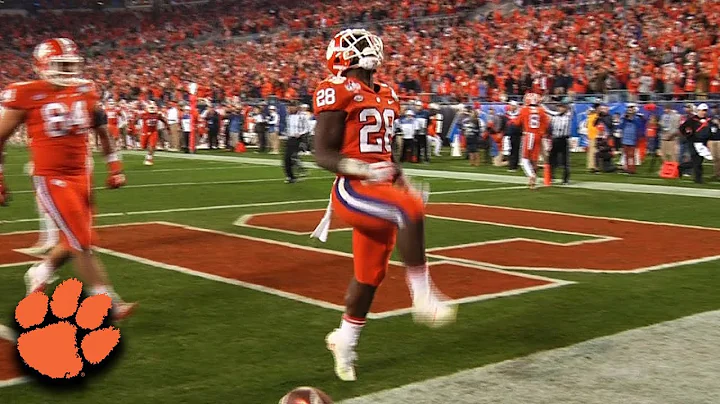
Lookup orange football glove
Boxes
[106,160,126,189]
[0,173,8,206]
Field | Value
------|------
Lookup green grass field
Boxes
[1,146,719,403]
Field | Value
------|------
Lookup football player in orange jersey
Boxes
[310,29,457,382]
[518,92,550,189]
[0,38,137,321]
[427,103,443,157]
[106,99,121,149]
[140,101,167,166]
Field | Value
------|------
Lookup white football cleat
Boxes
[24,263,58,295]
[144,159,154,166]
[325,329,357,381]
[528,175,537,190]
[411,290,458,328]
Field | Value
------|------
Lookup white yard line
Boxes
[9,176,335,195]
[2,165,269,178]
[0,186,516,225]
[0,378,29,389]
[0,324,16,343]
[340,309,720,404]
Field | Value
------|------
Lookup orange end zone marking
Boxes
[0,341,23,384]
[0,325,24,385]
[93,223,564,316]
[423,203,720,272]
[236,209,351,235]
[0,233,41,267]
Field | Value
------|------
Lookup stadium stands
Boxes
[0,0,719,104]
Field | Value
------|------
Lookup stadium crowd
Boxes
[1,0,719,106]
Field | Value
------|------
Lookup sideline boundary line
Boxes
[136,151,720,199]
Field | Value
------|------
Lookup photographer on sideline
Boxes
[679,103,718,184]
[617,103,646,174]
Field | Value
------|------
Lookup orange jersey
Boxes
[141,112,162,133]
[314,76,400,164]
[518,105,550,137]
[428,113,443,137]
[1,80,99,177]
[106,106,119,126]
[125,109,137,134]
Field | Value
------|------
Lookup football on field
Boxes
[279,386,334,404]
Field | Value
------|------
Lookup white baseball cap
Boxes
[509,100,518,106]
[697,103,709,111]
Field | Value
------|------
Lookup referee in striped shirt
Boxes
[546,99,572,184]
[284,103,310,183]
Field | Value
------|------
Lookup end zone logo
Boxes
[15,279,121,380]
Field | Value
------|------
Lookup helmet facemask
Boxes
[327,29,384,76]
[35,56,84,87]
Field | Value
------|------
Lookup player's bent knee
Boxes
[398,192,425,228]
[355,268,386,287]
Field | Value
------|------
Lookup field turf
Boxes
[0,146,719,403]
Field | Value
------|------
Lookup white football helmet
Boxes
[33,38,84,87]
[326,29,384,76]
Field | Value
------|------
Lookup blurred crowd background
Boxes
[1,0,720,107]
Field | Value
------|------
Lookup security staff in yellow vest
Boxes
[586,102,601,172]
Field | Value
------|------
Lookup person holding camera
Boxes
[679,103,717,184]
[617,103,646,174]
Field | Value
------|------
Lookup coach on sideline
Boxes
[284,103,310,184]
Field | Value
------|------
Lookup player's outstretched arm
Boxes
[93,106,126,189]
[0,108,26,206]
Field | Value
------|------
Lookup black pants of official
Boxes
[690,147,705,183]
[224,127,232,149]
[182,131,191,153]
[284,137,300,180]
[401,138,415,162]
[550,137,570,183]
[415,135,429,162]
[508,134,521,169]
[208,129,219,149]
[257,127,267,152]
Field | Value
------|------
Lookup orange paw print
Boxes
[14,278,121,379]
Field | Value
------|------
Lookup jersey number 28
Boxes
[359,108,395,153]
[41,101,91,137]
